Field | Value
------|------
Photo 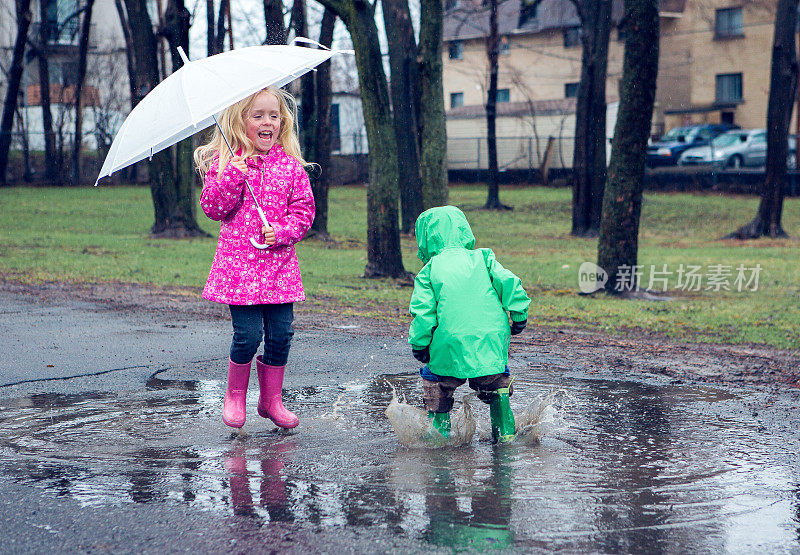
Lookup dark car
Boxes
[647,124,737,167]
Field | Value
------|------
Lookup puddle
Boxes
[1,369,800,552]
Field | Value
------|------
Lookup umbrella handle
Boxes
[250,236,269,250]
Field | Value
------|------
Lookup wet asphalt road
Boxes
[3,290,800,554]
[0,290,429,553]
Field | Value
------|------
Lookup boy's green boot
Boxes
[489,388,516,444]
[427,411,451,440]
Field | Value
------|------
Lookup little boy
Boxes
[409,206,530,443]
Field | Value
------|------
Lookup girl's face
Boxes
[244,92,281,153]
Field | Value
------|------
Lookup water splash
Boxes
[385,392,476,449]
[386,389,566,448]
[513,390,567,445]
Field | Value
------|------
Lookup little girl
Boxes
[194,86,315,430]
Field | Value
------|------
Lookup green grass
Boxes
[1,185,799,349]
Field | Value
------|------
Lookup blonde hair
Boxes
[194,86,307,177]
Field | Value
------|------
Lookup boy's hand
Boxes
[510,320,527,335]
[412,346,430,363]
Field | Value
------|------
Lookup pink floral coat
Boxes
[200,144,315,305]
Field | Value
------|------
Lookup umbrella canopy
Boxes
[96,42,345,184]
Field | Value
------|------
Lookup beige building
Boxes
[657,1,789,132]
[442,0,793,170]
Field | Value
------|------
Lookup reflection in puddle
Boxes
[1,369,799,551]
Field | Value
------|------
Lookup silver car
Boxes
[678,129,766,168]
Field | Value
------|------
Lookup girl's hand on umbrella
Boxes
[230,157,248,174]
[262,224,276,246]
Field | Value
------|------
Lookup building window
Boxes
[715,7,743,39]
[448,41,464,60]
[40,0,80,44]
[330,103,341,151]
[616,26,626,42]
[496,89,510,103]
[450,92,464,108]
[563,27,581,48]
[565,82,579,98]
[518,1,538,26]
[716,73,743,102]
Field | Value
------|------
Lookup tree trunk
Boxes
[383,0,424,233]
[37,0,59,184]
[417,0,449,209]
[70,0,95,186]
[725,0,798,240]
[293,0,316,162]
[156,0,209,238]
[124,0,190,237]
[214,0,228,54]
[114,0,137,108]
[570,0,611,237]
[263,0,285,44]
[0,0,33,186]
[113,0,139,181]
[597,0,659,294]
[206,0,215,55]
[309,8,336,238]
[317,0,406,278]
[484,0,509,210]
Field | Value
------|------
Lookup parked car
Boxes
[646,124,737,167]
[679,129,798,169]
[679,129,765,168]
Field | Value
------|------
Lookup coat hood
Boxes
[415,206,475,263]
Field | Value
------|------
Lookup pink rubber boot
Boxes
[256,356,299,428]
[222,359,251,428]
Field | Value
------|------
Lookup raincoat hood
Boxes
[415,206,476,264]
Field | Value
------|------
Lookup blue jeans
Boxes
[229,303,294,366]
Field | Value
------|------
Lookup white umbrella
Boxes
[96,39,349,248]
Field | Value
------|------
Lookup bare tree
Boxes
[122,0,205,237]
[417,0,449,209]
[484,0,511,209]
[315,0,407,278]
[214,0,231,53]
[725,0,798,239]
[568,0,612,237]
[263,0,286,44]
[448,0,511,209]
[70,0,95,185]
[306,8,338,240]
[89,50,127,168]
[35,0,59,183]
[597,0,659,295]
[382,0,424,232]
[206,0,215,55]
[0,0,33,186]
[159,0,207,237]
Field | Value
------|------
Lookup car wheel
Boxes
[727,155,743,169]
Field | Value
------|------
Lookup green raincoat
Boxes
[409,206,531,379]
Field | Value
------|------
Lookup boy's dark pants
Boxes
[423,372,512,413]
